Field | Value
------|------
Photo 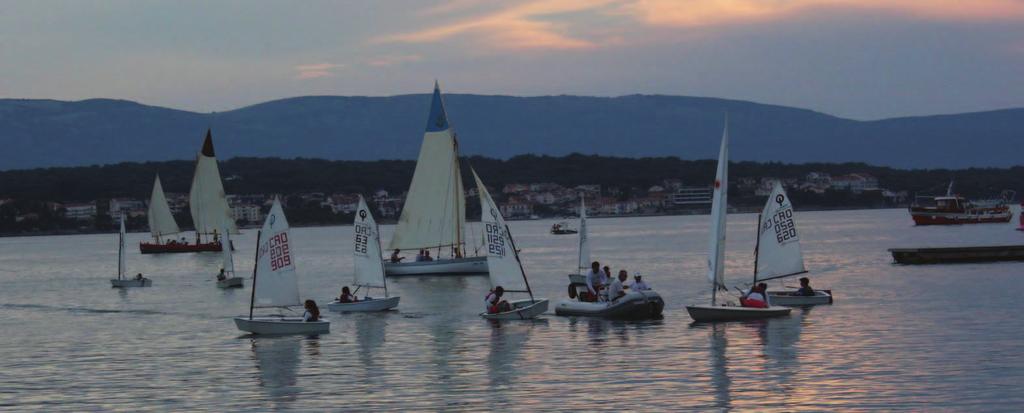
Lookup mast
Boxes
[248,230,262,320]
[505,224,534,302]
[752,212,762,286]
[377,221,389,297]
[118,213,125,280]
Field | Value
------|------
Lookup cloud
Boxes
[294,63,345,79]
[367,54,423,67]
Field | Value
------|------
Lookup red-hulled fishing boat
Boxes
[908,182,1012,226]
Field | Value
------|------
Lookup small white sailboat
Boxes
[555,196,664,319]
[328,195,400,312]
[384,82,488,276]
[756,182,833,306]
[474,170,548,320]
[111,213,151,288]
[234,199,329,335]
[686,121,792,322]
[216,225,244,288]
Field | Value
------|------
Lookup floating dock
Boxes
[889,245,1024,265]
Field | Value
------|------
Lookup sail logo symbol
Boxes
[268,214,276,228]
[775,194,785,206]
[490,208,499,220]
[359,210,367,221]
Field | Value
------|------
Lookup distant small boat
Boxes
[550,221,577,235]
[909,181,1012,225]
[686,120,791,322]
[216,225,243,288]
[234,199,329,335]
[474,169,547,320]
[327,195,400,313]
[111,213,151,288]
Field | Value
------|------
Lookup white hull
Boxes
[233,316,330,335]
[111,278,152,288]
[384,256,488,276]
[686,304,791,322]
[766,290,833,306]
[480,299,548,320]
[216,277,244,289]
[327,296,400,312]
[555,291,664,319]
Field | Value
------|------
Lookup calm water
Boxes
[2,208,1023,411]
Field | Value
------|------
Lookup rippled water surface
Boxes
[2,208,1023,411]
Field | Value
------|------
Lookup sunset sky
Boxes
[2,0,1022,119]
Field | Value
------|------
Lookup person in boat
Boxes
[303,300,321,322]
[135,273,144,281]
[390,249,404,263]
[424,250,434,261]
[585,261,605,301]
[741,283,769,308]
[631,275,650,291]
[485,286,511,313]
[216,269,226,282]
[454,247,462,259]
[338,286,358,303]
[796,277,815,296]
[608,270,630,302]
[415,250,425,262]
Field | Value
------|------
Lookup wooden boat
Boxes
[908,182,1011,225]
[385,82,488,276]
[328,196,400,312]
[753,182,833,306]
[474,170,548,320]
[686,120,791,322]
[234,199,330,335]
[216,225,244,288]
[140,130,237,253]
[111,213,152,288]
[889,245,1024,264]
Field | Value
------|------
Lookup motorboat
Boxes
[327,196,399,312]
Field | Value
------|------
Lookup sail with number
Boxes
[148,175,180,239]
[577,196,590,272]
[221,225,235,276]
[353,195,387,289]
[707,122,729,292]
[189,130,239,237]
[473,170,529,294]
[755,182,807,282]
[252,199,300,308]
[388,82,466,252]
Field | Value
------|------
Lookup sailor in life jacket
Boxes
[740,283,770,308]
[484,286,510,313]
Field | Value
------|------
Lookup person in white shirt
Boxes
[631,275,650,291]
[607,270,629,302]
[302,299,321,322]
[584,261,604,301]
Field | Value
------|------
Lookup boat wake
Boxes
[0,303,167,316]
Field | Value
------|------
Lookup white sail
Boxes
[118,213,126,280]
[147,175,180,239]
[221,225,235,276]
[473,170,529,293]
[755,182,806,282]
[389,82,466,251]
[353,195,386,289]
[252,199,301,308]
[189,130,239,236]
[707,122,729,290]
[577,196,590,272]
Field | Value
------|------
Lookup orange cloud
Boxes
[294,63,345,80]
[367,54,423,67]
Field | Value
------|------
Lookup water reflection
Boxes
[487,319,546,389]
[250,336,303,406]
[708,323,733,410]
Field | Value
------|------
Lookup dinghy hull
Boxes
[555,291,664,319]
[110,278,152,288]
[481,299,548,320]
[327,296,400,312]
[233,317,330,335]
[216,277,244,289]
[766,290,833,306]
[140,241,223,254]
[686,305,791,322]
[384,256,488,276]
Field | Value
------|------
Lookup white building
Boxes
[64,202,97,220]
[231,204,262,223]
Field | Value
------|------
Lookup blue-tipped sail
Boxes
[425,81,450,132]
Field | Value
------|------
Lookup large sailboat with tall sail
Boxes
[383,82,488,276]
[687,120,792,322]
[140,130,237,253]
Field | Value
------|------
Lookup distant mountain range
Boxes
[0,95,1021,170]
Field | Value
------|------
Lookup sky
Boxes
[1,0,1022,120]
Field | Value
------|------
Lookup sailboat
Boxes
[555,196,665,319]
[216,225,244,288]
[383,82,488,276]
[142,174,181,247]
[234,198,329,335]
[756,182,833,305]
[111,213,152,288]
[328,195,401,312]
[140,130,237,253]
[473,170,548,320]
[686,121,792,322]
